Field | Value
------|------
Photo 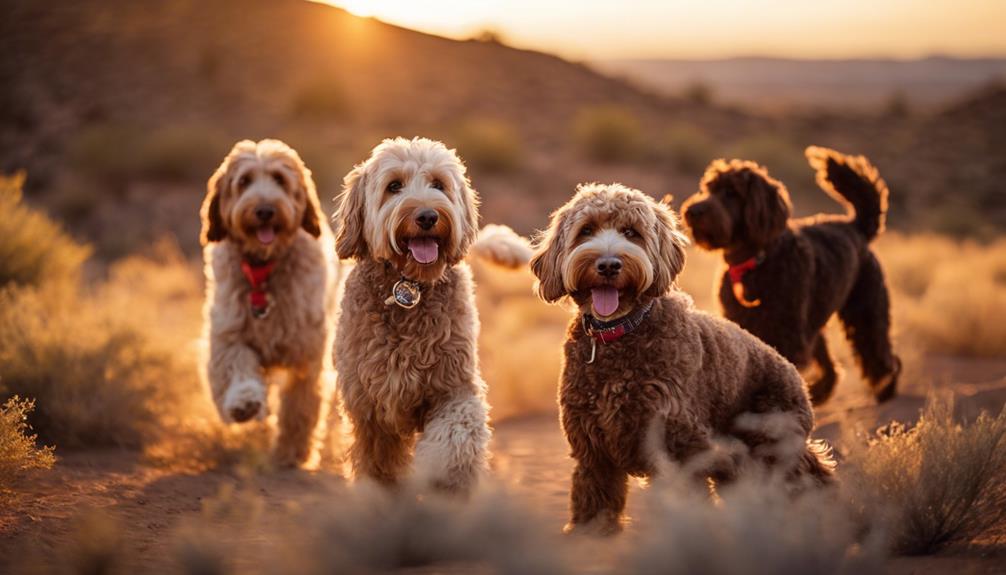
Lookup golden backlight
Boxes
[314,0,1006,60]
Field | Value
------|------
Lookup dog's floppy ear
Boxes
[742,168,790,247]
[201,161,230,245]
[298,167,324,238]
[448,170,481,265]
[530,208,570,303]
[647,199,689,296]
[335,163,368,259]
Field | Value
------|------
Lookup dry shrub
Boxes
[0,285,186,448]
[877,233,1006,357]
[658,124,717,173]
[0,171,89,289]
[844,398,1006,555]
[626,477,884,575]
[573,105,643,163]
[454,118,523,174]
[288,484,568,575]
[290,78,351,120]
[68,123,229,188]
[0,396,55,492]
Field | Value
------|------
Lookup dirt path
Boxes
[2,356,1005,573]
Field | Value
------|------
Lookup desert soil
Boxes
[2,356,1005,574]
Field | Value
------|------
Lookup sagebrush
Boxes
[844,398,1006,554]
[0,396,55,492]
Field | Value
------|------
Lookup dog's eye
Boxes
[271,173,285,187]
[387,180,403,194]
[430,179,445,191]
[237,174,251,190]
[621,227,638,238]
[578,226,594,237]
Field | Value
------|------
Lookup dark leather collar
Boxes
[581,300,654,344]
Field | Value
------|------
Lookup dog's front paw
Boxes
[224,379,267,423]
[562,515,623,537]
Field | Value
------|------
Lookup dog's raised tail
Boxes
[805,146,889,240]
[469,224,532,269]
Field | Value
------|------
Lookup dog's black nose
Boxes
[596,256,622,278]
[416,209,439,230]
[685,202,709,220]
[255,205,275,222]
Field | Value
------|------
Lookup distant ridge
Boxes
[593,57,1006,111]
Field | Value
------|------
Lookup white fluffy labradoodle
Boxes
[200,139,340,467]
[333,137,530,493]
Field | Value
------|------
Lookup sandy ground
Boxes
[2,355,1006,574]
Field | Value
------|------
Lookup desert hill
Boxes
[1,0,1003,256]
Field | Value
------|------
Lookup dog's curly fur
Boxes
[682,147,900,405]
[532,183,834,534]
[200,139,340,467]
[333,137,527,494]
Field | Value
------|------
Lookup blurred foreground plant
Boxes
[844,398,1006,554]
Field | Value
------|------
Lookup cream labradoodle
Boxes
[333,137,530,494]
[200,139,340,468]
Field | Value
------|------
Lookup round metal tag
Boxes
[391,280,421,309]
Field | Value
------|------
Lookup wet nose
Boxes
[685,202,709,221]
[596,256,623,278]
[416,209,439,231]
[255,205,275,223]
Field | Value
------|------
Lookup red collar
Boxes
[240,259,276,318]
[727,257,759,284]
[582,300,654,344]
[726,254,763,308]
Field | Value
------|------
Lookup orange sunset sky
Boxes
[317,0,1006,60]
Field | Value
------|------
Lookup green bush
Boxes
[454,119,523,174]
[572,106,643,163]
[0,396,55,492]
[0,171,89,290]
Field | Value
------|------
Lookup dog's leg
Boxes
[807,333,840,406]
[208,339,267,423]
[567,461,628,535]
[838,252,900,402]
[413,393,491,495]
[348,416,415,487]
[273,360,324,468]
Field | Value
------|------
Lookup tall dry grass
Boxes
[878,233,1006,357]
[0,396,55,493]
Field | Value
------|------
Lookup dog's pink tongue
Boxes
[591,286,620,317]
[408,237,439,264]
[256,227,275,245]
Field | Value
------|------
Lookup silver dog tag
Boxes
[385,279,421,309]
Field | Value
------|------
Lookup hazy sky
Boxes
[320,0,1006,60]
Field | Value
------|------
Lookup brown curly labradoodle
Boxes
[532,183,834,534]
[682,146,901,405]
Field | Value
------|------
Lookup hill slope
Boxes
[1,0,1003,254]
